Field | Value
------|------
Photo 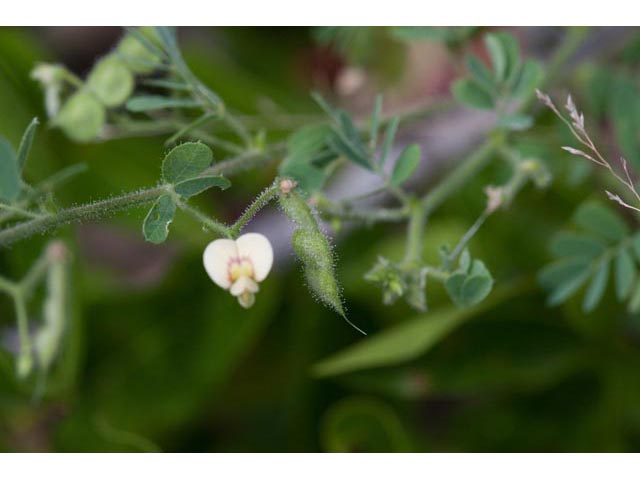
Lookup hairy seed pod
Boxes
[280,189,344,314]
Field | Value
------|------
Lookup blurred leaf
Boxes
[142,194,176,244]
[321,397,411,452]
[54,91,106,142]
[574,201,629,242]
[0,138,20,202]
[117,29,163,74]
[87,54,135,107]
[511,60,543,101]
[610,74,640,170]
[390,144,421,186]
[582,259,610,312]
[484,33,508,81]
[379,116,399,167]
[445,259,493,308]
[162,142,213,184]
[550,232,606,259]
[126,95,199,112]
[313,281,525,377]
[465,55,495,92]
[16,117,38,172]
[389,26,476,45]
[452,78,495,110]
[615,248,636,300]
[497,113,533,131]
[173,175,230,198]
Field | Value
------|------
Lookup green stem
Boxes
[449,209,491,262]
[20,249,51,298]
[403,200,426,265]
[229,184,279,237]
[420,136,501,215]
[0,186,166,248]
[0,203,42,220]
[175,200,232,238]
[13,292,33,378]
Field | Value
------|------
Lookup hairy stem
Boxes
[0,187,166,248]
[175,200,232,238]
[403,200,426,265]
[230,184,279,237]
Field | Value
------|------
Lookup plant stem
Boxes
[0,186,166,248]
[229,184,279,237]
[0,203,43,220]
[403,200,427,265]
[420,136,501,215]
[175,200,232,238]
[13,291,33,378]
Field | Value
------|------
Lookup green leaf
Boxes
[54,91,106,142]
[574,201,629,242]
[328,131,372,171]
[87,54,135,107]
[369,94,383,150]
[126,95,199,112]
[390,144,421,186]
[288,124,332,154]
[162,142,213,184]
[312,282,525,377]
[547,269,590,306]
[16,117,38,172]
[628,280,640,313]
[538,257,591,290]
[173,175,230,198]
[452,78,495,110]
[615,248,636,300]
[379,116,399,167]
[582,260,610,312]
[389,26,476,45]
[610,74,640,170]
[511,60,543,100]
[0,138,21,202]
[550,232,606,259]
[445,260,493,308]
[496,113,533,131]
[142,194,176,244]
[465,55,495,92]
[484,33,508,81]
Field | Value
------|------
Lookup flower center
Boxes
[228,256,254,282]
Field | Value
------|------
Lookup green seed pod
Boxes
[280,188,365,333]
[54,90,106,142]
[87,54,135,107]
[116,30,163,74]
[291,228,333,272]
[278,186,317,227]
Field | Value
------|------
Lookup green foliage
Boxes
[0,138,21,202]
[126,95,199,112]
[279,124,337,193]
[445,254,494,308]
[452,32,542,129]
[173,175,230,199]
[142,194,176,244]
[389,26,477,47]
[390,144,421,186]
[15,117,38,172]
[539,201,640,312]
[162,142,213,183]
[314,281,522,377]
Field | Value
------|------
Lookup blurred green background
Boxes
[2,26,640,452]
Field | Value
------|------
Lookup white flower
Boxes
[202,232,273,308]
